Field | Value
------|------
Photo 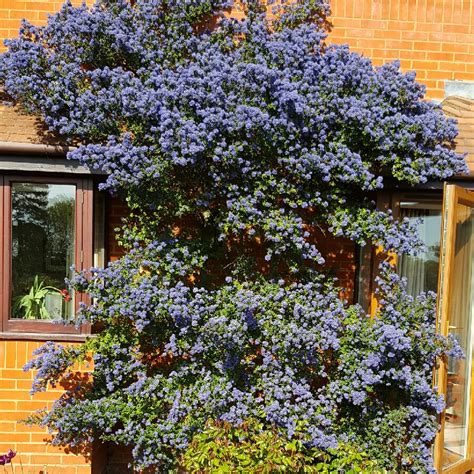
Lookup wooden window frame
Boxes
[359,190,443,314]
[0,174,93,335]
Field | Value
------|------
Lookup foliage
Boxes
[181,419,378,473]
[18,257,462,472]
[0,0,467,472]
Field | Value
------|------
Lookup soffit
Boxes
[442,96,474,174]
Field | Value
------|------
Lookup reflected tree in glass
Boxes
[11,183,75,320]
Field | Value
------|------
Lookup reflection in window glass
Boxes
[10,183,75,320]
[397,201,442,295]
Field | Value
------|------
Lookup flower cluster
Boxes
[0,450,16,466]
[1,0,466,472]
[23,341,81,394]
[0,0,466,268]
[24,252,460,472]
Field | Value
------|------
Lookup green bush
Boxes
[180,419,380,473]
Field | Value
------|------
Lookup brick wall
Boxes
[106,196,127,262]
[0,340,90,473]
[328,0,474,100]
[318,234,356,302]
[1,1,474,99]
[0,0,88,46]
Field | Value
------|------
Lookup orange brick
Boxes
[0,410,34,421]
[429,31,458,42]
[4,342,17,369]
[427,70,453,80]
[0,390,35,401]
[0,379,17,389]
[20,442,56,453]
[408,51,429,60]
[429,87,445,99]
[414,41,442,52]
[76,466,93,474]
[443,42,469,53]
[438,60,467,72]
[404,30,430,41]
[372,49,402,60]
[428,51,455,61]
[332,17,362,28]
[398,0,409,21]
[9,9,38,19]
[30,433,53,443]
[28,451,63,461]
[60,454,89,464]
[16,380,34,390]
[0,369,32,379]
[419,79,439,90]
[14,422,45,433]
[412,60,440,71]
[2,433,30,442]
[454,53,474,63]
[360,19,388,30]
[417,21,443,33]
[443,23,470,34]
[16,400,50,411]
[452,72,474,81]
[374,29,401,40]
[344,27,375,38]
[0,401,17,410]
[385,39,414,50]
[0,421,17,432]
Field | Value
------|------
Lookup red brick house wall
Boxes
[106,197,128,262]
[329,0,474,100]
[0,341,91,473]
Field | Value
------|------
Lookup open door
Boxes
[435,184,474,473]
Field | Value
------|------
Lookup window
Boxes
[1,176,93,334]
[355,192,442,310]
[397,198,442,295]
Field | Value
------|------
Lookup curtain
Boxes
[397,209,429,296]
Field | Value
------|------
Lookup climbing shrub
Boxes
[0,0,466,472]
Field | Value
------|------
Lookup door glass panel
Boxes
[443,203,474,468]
[10,183,76,320]
[397,201,442,295]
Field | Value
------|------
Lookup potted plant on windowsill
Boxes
[12,275,67,320]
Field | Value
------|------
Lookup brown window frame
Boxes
[0,174,93,335]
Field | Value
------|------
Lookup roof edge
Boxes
[0,140,74,156]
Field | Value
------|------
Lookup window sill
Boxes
[0,331,90,342]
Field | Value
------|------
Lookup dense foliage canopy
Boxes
[0,0,467,471]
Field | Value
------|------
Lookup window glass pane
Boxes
[397,201,442,295]
[443,204,474,468]
[10,183,75,320]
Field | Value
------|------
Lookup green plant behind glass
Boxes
[12,275,61,320]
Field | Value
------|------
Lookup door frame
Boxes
[434,183,474,473]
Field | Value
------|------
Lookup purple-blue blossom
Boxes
[1,0,466,471]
